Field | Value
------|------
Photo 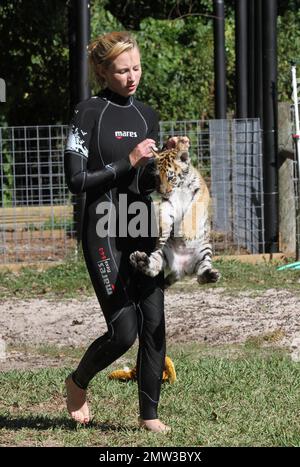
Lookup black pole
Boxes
[76,0,91,102]
[68,0,91,110]
[262,0,278,253]
[254,0,263,122]
[213,0,227,119]
[247,0,255,118]
[235,0,248,118]
[254,0,264,253]
[68,0,91,247]
[68,1,77,119]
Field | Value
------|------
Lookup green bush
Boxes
[1,0,299,124]
[278,10,300,103]
[136,17,214,120]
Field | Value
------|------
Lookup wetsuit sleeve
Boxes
[136,109,160,195]
[64,103,133,195]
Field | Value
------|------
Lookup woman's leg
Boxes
[66,225,137,423]
[135,271,170,432]
[72,302,138,389]
[66,301,137,423]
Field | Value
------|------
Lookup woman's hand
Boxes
[129,139,158,168]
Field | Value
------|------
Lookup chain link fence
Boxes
[0,119,265,264]
[159,118,264,254]
[0,126,74,264]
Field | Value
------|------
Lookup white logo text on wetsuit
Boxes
[115,131,138,139]
[97,247,114,295]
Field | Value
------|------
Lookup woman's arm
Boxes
[64,102,134,195]
[64,151,133,195]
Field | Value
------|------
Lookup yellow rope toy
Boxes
[108,356,176,383]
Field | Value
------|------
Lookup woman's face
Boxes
[99,47,142,97]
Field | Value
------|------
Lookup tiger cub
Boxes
[129,136,220,288]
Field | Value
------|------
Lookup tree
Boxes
[0,0,299,125]
[104,0,215,29]
[0,0,69,125]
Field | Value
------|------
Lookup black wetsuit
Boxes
[64,88,165,420]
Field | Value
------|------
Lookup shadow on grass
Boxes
[0,414,138,432]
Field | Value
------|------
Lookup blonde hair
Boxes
[88,31,138,90]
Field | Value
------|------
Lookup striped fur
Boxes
[130,137,220,288]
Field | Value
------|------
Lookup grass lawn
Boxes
[0,257,300,446]
[0,255,299,299]
[1,342,300,447]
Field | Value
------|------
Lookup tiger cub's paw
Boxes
[130,251,152,276]
[197,268,221,284]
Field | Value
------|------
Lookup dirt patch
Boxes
[2,233,76,263]
[0,281,300,370]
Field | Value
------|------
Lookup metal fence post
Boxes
[68,0,90,249]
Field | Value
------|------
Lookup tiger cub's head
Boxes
[153,137,190,197]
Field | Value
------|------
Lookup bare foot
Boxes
[138,417,171,433]
[65,374,90,424]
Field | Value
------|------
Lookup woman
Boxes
[64,31,171,433]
